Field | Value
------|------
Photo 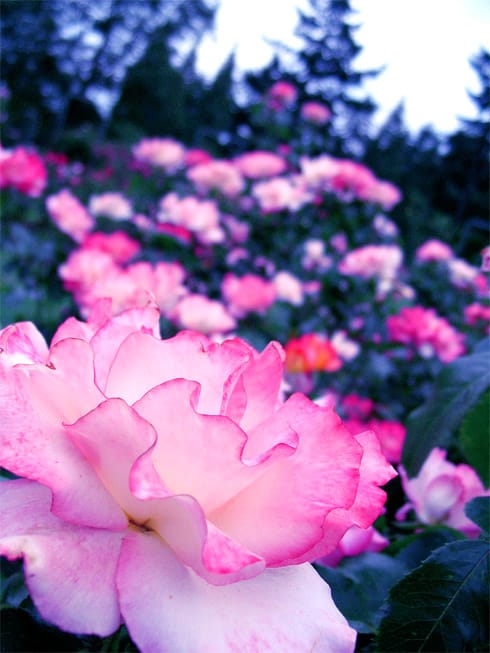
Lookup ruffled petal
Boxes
[105,330,252,411]
[0,349,125,530]
[117,531,356,653]
[211,395,363,565]
[0,480,123,637]
[0,322,49,365]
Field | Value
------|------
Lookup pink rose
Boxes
[222,273,277,317]
[132,137,186,172]
[0,146,47,196]
[0,304,397,651]
[316,525,389,567]
[397,448,489,537]
[233,151,287,179]
[170,294,236,334]
[46,188,95,243]
[300,101,331,125]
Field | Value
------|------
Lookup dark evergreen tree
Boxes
[293,0,380,155]
[434,48,490,257]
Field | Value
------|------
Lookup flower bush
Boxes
[1,81,489,652]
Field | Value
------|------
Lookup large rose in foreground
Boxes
[0,300,395,652]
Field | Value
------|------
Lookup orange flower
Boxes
[285,334,343,373]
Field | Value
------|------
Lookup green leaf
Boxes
[465,496,490,536]
[315,553,407,633]
[402,348,490,477]
[459,389,490,486]
[376,540,490,652]
[390,527,462,570]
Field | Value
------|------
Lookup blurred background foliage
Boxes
[0,0,489,259]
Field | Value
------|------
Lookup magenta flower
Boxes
[0,303,396,652]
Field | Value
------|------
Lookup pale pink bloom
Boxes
[46,189,95,243]
[397,448,489,537]
[339,244,403,281]
[330,233,348,253]
[88,192,132,221]
[158,193,224,243]
[300,156,377,201]
[316,525,389,567]
[481,246,490,272]
[233,151,287,179]
[59,249,119,301]
[252,176,311,212]
[373,214,398,237]
[0,146,47,196]
[222,273,277,317]
[387,306,465,363]
[302,239,333,271]
[187,160,245,197]
[415,239,454,262]
[132,137,186,172]
[273,271,305,306]
[330,331,360,362]
[125,261,188,315]
[222,215,250,244]
[265,80,298,109]
[0,305,397,651]
[447,258,479,289]
[358,180,402,210]
[170,294,236,334]
[300,101,331,125]
[82,231,141,263]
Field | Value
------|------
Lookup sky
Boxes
[196,0,490,134]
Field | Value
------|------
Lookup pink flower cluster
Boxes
[59,248,187,318]
[397,448,489,537]
[300,155,402,210]
[0,304,397,651]
[132,137,186,172]
[338,244,403,282]
[386,306,465,363]
[46,189,95,243]
[157,193,224,244]
[187,159,245,197]
[0,145,47,197]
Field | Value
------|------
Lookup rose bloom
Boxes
[82,231,141,264]
[357,179,402,211]
[184,148,213,167]
[386,306,465,364]
[46,188,95,243]
[187,160,245,197]
[300,101,331,125]
[170,294,237,335]
[415,239,454,262]
[265,80,298,109]
[252,176,311,213]
[0,146,47,196]
[315,525,389,568]
[285,334,343,374]
[157,193,224,244]
[447,258,479,289]
[132,137,186,172]
[273,271,305,306]
[397,448,489,537]
[88,192,133,221]
[338,244,403,281]
[0,303,397,651]
[464,302,490,332]
[345,418,406,465]
[233,151,287,179]
[222,273,277,317]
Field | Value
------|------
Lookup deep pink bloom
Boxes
[184,148,214,167]
[265,81,298,109]
[221,273,277,317]
[387,306,465,363]
[397,448,489,537]
[0,146,47,196]
[46,189,95,243]
[0,305,397,651]
[464,302,490,332]
[233,151,287,179]
[82,231,141,264]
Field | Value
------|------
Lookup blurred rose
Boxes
[221,273,277,317]
[0,146,47,196]
[285,333,343,373]
[46,189,95,243]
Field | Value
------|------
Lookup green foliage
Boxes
[459,390,490,486]
[465,496,490,536]
[402,341,490,477]
[376,539,490,652]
